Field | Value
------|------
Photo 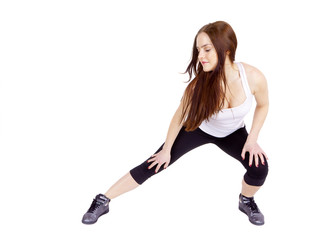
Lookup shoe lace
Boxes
[246,199,260,213]
[88,199,102,213]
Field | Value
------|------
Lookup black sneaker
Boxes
[82,194,110,224]
[238,194,265,225]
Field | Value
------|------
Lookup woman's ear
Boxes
[226,50,230,55]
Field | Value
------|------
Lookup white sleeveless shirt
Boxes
[199,62,253,138]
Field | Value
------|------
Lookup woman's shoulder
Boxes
[239,62,267,95]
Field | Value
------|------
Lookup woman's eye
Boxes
[205,49,211,52]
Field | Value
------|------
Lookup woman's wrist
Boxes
[162,144,172,153]
[246,133,258,143]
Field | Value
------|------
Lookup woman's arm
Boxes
[162,101,184,151]
[248,69,269,143]
[148,101,184,173]
[241,66,269,167]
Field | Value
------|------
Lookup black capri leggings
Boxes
[130,126,268,187]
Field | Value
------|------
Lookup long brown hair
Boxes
[181,21,238,131]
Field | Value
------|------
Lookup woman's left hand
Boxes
[241,140,268,167]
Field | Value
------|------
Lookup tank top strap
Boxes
[235,62,252,97]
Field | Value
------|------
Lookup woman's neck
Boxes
[224,59,239,81]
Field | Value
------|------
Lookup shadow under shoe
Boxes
[238,194,264,226]
[82,194,110,224]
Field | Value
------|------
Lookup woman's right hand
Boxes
[147,148,171,173]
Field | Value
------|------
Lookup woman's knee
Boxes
[244,160,269,186]
[129,159,159,185]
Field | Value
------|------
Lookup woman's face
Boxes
[196,32,218,72]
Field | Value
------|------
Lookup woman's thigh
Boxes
[213,126,269,186]
[130,127,213,185]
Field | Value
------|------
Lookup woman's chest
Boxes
[222,80,248,109]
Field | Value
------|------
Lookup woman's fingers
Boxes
[155,163,163,173]
[258,153,265,166]
[248,152,268,167]
[148,160,157,170]
[254,154,259,167]
[241,148,246,160]
[147,155,155,163]
[147,150,171,173]
[263,152,269,161]
[147,156,157,169]
[247,151,261,167]
[243,141,268,167]
[147,157,164,173]
[249,152,253,167]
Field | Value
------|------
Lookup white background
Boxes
[1,0,335,239]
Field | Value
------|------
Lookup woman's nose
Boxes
[198,51,204,60]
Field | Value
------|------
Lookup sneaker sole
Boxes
[82,209,109,225]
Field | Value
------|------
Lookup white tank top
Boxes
[199,62,253,138]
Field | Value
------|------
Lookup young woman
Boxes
[82,21,269,226]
